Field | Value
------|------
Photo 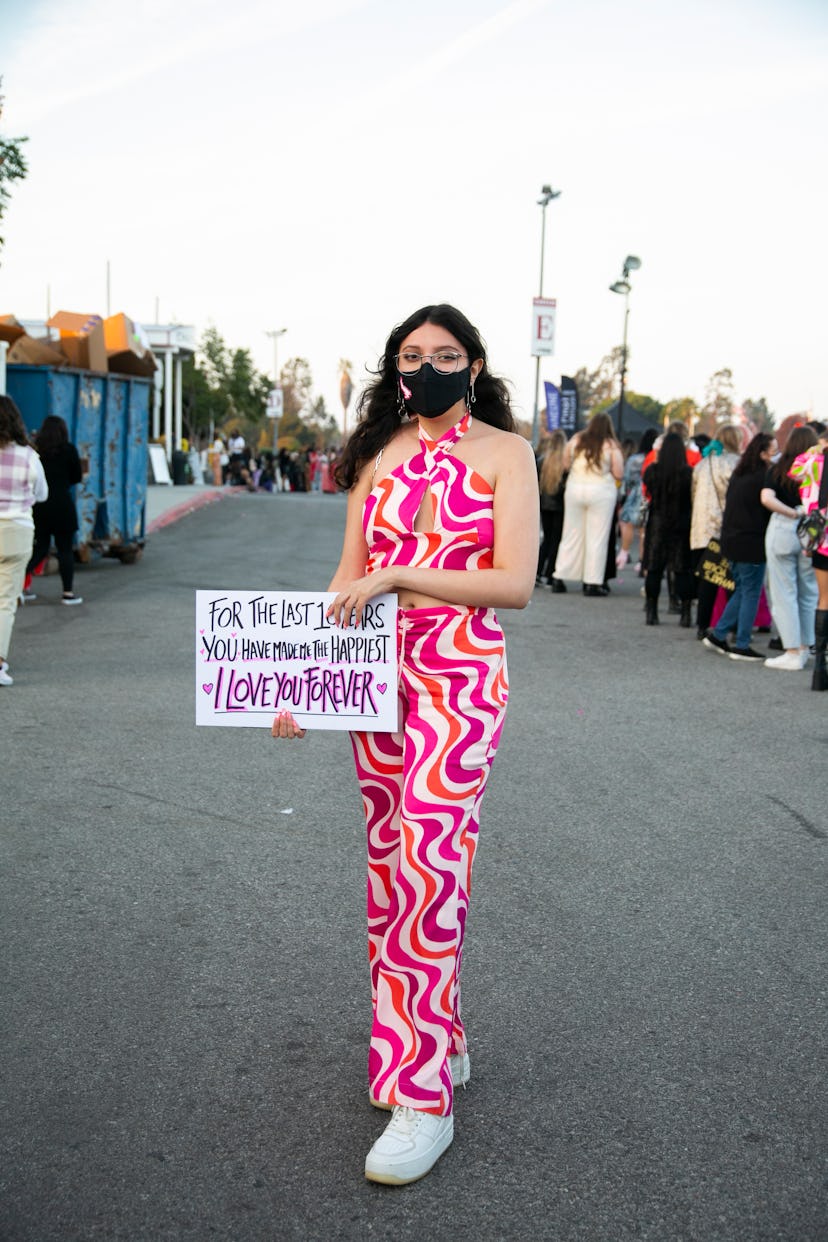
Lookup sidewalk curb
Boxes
[146,488,228,534]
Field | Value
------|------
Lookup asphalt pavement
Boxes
[2,487,826,1242]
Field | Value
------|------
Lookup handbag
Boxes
[797,508,827,554]
[696,537,735,593]
[694,459,734,591]
[795,450,828,553]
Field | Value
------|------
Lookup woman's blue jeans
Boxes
[712,561,766,650]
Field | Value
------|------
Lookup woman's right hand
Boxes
[271,710,307,740]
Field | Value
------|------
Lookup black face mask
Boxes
[399,363,471,419]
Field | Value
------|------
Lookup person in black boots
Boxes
[789,433,828,690]
[641,432,693,626]
[536,430,567,591]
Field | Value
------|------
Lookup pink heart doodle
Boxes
[199,629,204,634]
[202,683,213,695]
[376,683,387,694]
[231,632,237,638]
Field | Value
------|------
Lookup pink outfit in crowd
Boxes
[789,446,828,555]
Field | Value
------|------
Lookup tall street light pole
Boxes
[265,328,287,454]
[609,255,641,440]
[531,184,561,449]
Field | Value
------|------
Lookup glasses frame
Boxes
[394,350,468,376]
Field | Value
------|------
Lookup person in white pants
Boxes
[552,412,623,595]
[760,425,819,670]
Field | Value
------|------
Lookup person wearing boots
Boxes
[641,431,694,627]
[789,433,828,690]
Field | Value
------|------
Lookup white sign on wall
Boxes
[195,590,399,731]
[531,297,557,357]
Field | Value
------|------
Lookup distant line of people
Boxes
[208,437,340,494]
[536,414,828,691]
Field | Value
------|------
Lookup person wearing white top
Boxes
[552,412,624,594]
[0,396,49,685]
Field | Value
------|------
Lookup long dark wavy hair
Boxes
[335,304,515,491]
[648,431,691,518]
[0,395,29,447]
[768,425,816,489]
[35,414,69,456]
[732,432,774,479]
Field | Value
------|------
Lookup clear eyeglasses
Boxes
[394,350,467,375]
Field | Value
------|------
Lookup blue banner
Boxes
[560,376,579,435]
[544,381,561,431]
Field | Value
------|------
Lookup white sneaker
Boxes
[764,651,804,671]
[19,590,37,603]
[0,661,13,686]
[369,1052,470,1110]
[364,1106,454,1185]
[61,594,83,606]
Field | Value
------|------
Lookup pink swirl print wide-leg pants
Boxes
[349,606,509,1117]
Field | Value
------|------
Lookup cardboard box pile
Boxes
[0,310,156,376]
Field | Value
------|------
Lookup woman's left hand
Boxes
[327,568,393,628]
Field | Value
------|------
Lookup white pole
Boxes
[0,340,7,395]
[174,352,183,453]
[164,349,174,461]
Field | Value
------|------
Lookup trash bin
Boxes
[7,363,151,561]
[171,449,189,486]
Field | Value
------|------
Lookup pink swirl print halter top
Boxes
[363,411,495,574]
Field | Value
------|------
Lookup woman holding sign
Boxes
[272,304,537,1184]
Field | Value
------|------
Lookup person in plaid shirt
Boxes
[0,395,48,685]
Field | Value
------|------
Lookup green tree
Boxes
[277,357,315,448]
[742,396,775,434]
[181,325,271,444]
[662,396,700,432]
[0,78,28,261]
[700,367,735,435]
[573,347,625,414]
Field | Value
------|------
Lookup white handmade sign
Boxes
[195,590,398,731]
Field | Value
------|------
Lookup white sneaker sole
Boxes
[369,1053,470,1111]
[364,1115,454,1185]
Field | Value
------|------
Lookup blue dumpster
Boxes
[7,365,152,562]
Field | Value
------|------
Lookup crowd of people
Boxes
[536,415,828,691]
[208,436,340,494]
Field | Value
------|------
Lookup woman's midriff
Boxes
[396,589,459,609]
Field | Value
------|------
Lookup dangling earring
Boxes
[468,378,477,407]
[397,384,407,420]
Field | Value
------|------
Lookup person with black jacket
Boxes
[702,432,777,661]
[641,431,694,626]
[25,415,84,605]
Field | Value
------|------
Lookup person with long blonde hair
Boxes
[536,429,567,590]
[551,412,623,595]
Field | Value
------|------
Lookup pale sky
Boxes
[2,0,826,432]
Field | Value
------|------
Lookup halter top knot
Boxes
[363,411,495,576]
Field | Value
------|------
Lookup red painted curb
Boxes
[146,489,229,534]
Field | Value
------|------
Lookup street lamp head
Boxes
[610,280,631,295]
[537,185,562,206]
[623,255,642,274]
